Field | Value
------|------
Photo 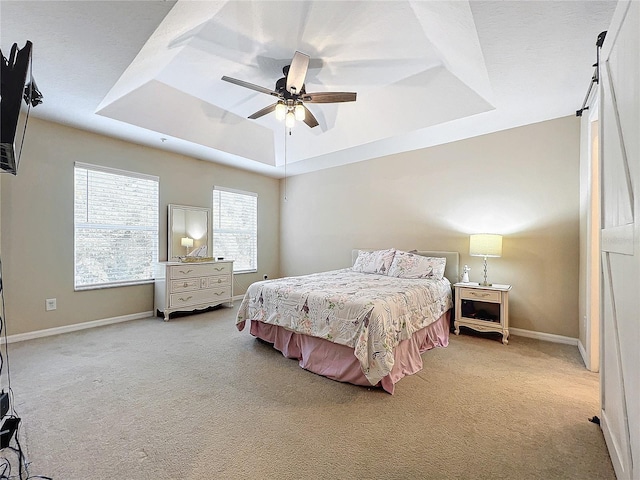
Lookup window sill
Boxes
[74,279,154,292]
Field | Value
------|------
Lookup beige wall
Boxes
[2,115,581,338]
[0,118,280,336]
[280,116,581,338]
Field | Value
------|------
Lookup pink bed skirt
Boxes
[248,310,450,394]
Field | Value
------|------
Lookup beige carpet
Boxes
[7,305,614,479]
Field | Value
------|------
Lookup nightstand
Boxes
[453,282,512,344]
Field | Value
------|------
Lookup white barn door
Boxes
[599,1,639,478]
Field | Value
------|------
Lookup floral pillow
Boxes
[352,248,396,275]
[387,250,446,280]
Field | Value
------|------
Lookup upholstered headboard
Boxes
[351,249,460,284]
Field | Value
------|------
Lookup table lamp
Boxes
[469,234,502,286]
[181,237,194,255]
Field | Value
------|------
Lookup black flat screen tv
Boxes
[1,41,34,175]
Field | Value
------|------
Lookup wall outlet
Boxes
[45,298,57,311]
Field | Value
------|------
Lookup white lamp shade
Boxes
[469,234,502,257]
[275,102,286,121]
[181,237,194,248]
[294,104,305,121]
[285,111,295,128]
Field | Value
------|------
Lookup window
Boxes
[212,186,257,273]
[74,162,159,289]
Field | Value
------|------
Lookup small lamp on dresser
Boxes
[181,236,194,255]
[469,234,502,286]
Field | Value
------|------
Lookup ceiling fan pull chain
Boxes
[284,124,288,202]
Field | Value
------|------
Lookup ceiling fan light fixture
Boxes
[222,51,356,130]
[275,102,286,121]
[285,111,295,128]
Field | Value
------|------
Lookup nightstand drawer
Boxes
[459,288,501,303]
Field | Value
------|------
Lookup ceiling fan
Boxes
[221,51,357,128]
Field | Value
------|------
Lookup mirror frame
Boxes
[167,204,212,261]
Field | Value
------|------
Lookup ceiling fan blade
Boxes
[302,105,319,128]
[248,103,278,120]
[221,76,279,97]
[302,92,357,103]
[286,51,309,94]
[257,55,324,78]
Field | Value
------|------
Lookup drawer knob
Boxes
[217,279,222,283]
[183,282,189,287]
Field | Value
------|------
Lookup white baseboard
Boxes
[232,294,244,302]
[577,339,599,372]
[9,310,578,348]
[510,327,578,346]
[577,339,588,367]
[5,311,154,344]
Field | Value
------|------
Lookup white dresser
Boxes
[154,261,234,321]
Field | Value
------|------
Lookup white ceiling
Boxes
[1,1,616,178]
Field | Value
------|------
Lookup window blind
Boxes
[212,187,257,273]
[74,162,159,289]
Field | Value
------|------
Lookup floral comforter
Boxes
[236,269,452,385]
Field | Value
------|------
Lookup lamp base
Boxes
[481,256,491,287]
[480,281,493,287]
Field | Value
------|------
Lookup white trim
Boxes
[232,294,244,302]
[509,327,578,346]
[74,161,159,182]
[5,311,153,344]
[584,94,601,376]
[213,185,258,197]
[601,411,628,479]
[578,339,589,369]
[74,279,154,291]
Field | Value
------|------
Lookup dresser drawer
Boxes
[169,286,230,308]
[459,288,501,303]
[207,286,232,301]
[205,274,231,288]
[208,263,232,275]
[169,262,231,279]
[170,278,200,293]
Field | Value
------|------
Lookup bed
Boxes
[236,249,459,394]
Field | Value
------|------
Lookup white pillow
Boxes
[352,248,396,275]
[387,250,446,280]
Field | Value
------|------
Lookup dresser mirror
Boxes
[168,204,211,260]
